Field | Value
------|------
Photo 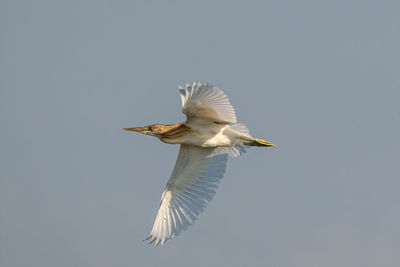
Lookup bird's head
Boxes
[124,124,164,137]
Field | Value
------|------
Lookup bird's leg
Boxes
[240,136,275,147]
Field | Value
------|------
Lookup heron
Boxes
[124,82,275,246]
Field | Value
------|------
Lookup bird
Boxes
[124,82,275,246]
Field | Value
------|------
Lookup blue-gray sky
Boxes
[1,1,400,266]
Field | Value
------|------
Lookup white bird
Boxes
[124,82,275,245]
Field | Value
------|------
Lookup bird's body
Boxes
[125,82,275,246]
[154,122,243,147]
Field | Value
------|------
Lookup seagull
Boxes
[124,82,275,246]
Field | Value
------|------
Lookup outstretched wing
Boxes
[179,82,237,124]
[146,145,228,246]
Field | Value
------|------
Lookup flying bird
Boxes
[124,82,275,246]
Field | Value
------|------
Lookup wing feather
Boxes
[179,82,237,124]
[146,145,228,245]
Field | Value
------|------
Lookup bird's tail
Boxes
[240,136,275,147]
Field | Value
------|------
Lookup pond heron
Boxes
[125,82,275,246]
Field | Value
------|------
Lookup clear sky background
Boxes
[1,1,400,267]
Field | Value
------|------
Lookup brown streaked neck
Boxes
[156,122,192,139]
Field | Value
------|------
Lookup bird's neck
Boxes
[156,122,193,143]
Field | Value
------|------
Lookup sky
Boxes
[1,1,400,266]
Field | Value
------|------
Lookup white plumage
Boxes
[146,145,228,246]
[180,82,237,124]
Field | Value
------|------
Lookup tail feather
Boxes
[230,123,251,138]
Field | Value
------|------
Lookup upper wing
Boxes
[146,145,228,246]
[179,82,237,124]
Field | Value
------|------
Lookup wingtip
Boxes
[143,235,152,242]
[144,234,169,247]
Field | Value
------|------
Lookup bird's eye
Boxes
[147,126,152,131]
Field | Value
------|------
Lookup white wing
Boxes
[179,82,237,124]
[146,145,228,246]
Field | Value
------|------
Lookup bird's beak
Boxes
[123,127,146,133]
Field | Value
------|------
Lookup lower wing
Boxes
[145,145,228,246]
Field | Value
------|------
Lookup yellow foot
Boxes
[240,136,275,147]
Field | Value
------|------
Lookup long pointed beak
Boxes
[123,127,146,132]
